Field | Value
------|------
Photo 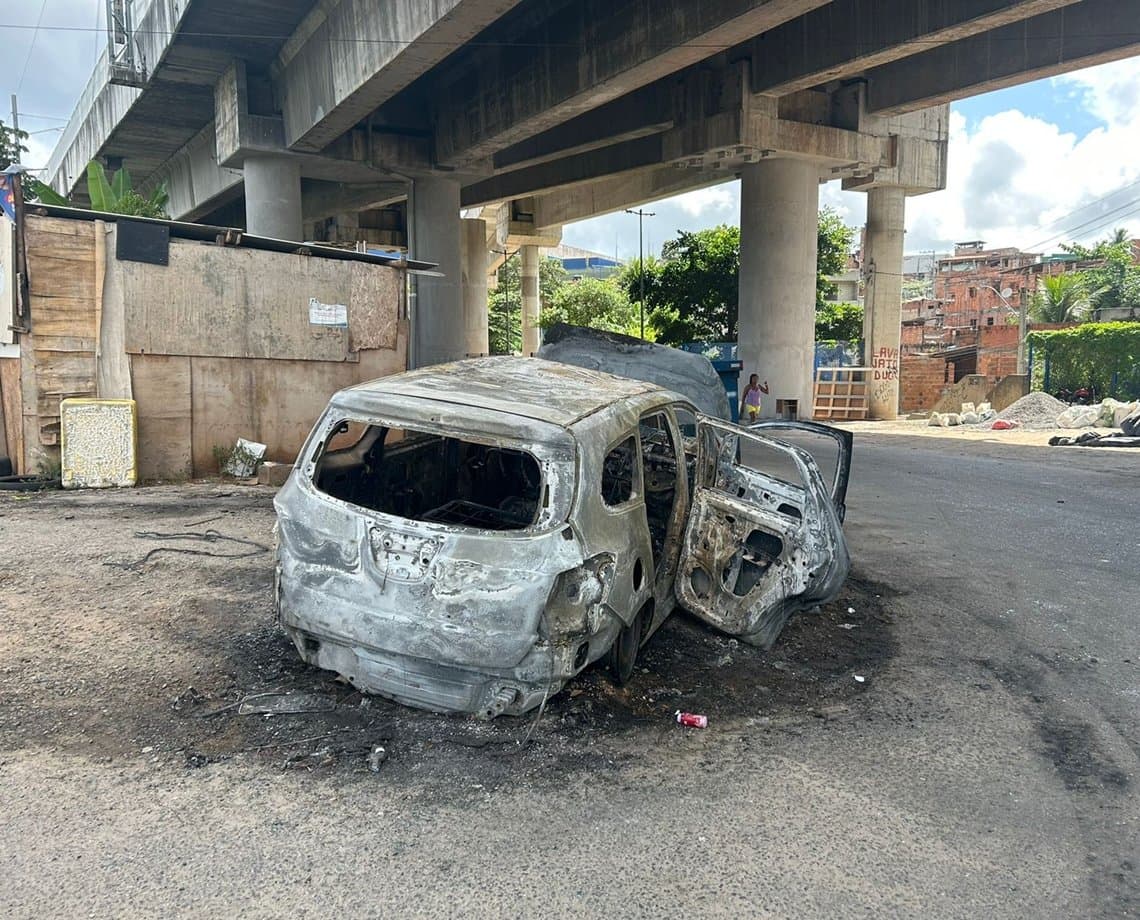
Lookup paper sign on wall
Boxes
[309,298,348,327]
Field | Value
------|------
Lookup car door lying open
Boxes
[675,417,851,649]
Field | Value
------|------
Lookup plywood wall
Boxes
[21,218,98,466]
[130,324,407,479]
[16,214,407,480]
[122,242,401,361]
[0,358,22,471]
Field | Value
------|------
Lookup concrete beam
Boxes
[752,0,1080,96]
[462,93,898,207]
[149,123,244,221]
[301,180,408,224]
[462,136,666,208]
[865,0,1140,114]
[531,167,730,228]
[493,85,673,172]
[433,0,829,167]
[276,0,527,152]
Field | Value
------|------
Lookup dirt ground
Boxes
[0,483,892,794]
[838,417,1124,446]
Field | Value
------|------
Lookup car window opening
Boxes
[601,436,637,506]
[640,413,680,572]
[314,423,543,531]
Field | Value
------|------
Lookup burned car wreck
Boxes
[274,357,851,719]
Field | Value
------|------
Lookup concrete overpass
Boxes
[47,0,1140,418]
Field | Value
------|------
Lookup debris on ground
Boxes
[1049,432,1140,449]
[237,691,337,715]
[367,745,388,772]
[675,711,708,728]
[1057,404,1102,429]
[257,461,292,488]
[854,675,866,683]
[994,392,1068,429]
[991,419,1020,430]
[222,438,268,478]
[105,529,271,570]
[1123,408,1140,437]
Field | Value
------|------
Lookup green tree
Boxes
[817,206,855,309]
[0,119,28,171]
[1030,273,1094,324]
[540,276,641,337]
[815,301,864,341]
[487,253,568,354]
[1061,235,1140,318]
[625,225,739,345]
[902,278,932,302]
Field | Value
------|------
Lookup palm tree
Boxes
[1110,227,1130,245]
[1029,273,1094,324]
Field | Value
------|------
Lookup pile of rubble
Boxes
[927,400,1000,428]
[927,392,1140,434]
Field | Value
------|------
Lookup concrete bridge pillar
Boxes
[461,218,489,357]
[863,186,906,420]
[738,159,820,420]
[520,245,541,357]
[409,177,464,368]
[243,155,302,241]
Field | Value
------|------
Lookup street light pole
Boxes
[625,208,655,339]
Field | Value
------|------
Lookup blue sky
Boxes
[4,5,1140,261]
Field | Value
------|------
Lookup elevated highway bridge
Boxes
[46,0,1140,417]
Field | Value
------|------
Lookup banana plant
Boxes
[24,161,168,218]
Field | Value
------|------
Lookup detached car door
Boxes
[675,417,851,649]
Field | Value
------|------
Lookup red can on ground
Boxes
[675,711,708,728]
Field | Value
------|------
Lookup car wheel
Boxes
[607,614,642,685]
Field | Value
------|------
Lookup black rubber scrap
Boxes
[0,475,61,492]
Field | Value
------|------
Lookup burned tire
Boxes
[0,475,61,492]
[607,614,642,686]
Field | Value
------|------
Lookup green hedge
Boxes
[1027,322,1140,398]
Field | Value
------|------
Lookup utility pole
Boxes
[1017,285,1030,375]
[9,95,18,137]
[626,208,655,339]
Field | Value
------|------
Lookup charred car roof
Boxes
[333,356,666,427]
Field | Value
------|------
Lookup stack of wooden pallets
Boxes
[813,367,869,420]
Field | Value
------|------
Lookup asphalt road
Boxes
[1,434,1137,918]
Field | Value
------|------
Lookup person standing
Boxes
[740,373,769,423]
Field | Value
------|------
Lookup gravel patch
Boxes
[996,392,1067,429]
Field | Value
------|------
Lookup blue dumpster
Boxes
[680,343,744,422]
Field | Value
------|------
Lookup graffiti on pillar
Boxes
[871,346,899,381]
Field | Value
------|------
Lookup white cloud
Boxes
[672,185,737,219]
[567,57,1140,261]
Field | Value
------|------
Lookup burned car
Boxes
[274,357,851,719]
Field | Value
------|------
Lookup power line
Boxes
[1026,193,1140,251]
[1024,175,1140,241]
[15,111,69,122]
[14,1,49,96]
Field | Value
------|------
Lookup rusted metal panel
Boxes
[675,418,850,648]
